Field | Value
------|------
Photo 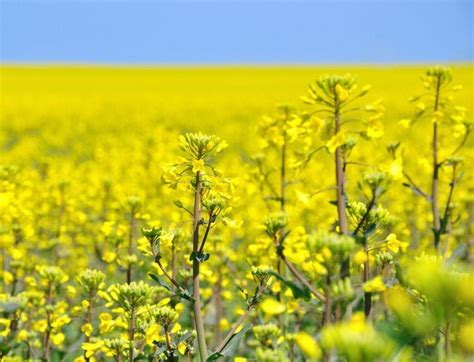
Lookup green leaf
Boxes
[354,235,365,246]
[207,324,252,361]
[0,302,19,313]
[175,330,193,344]
[189,251,210,263]
[206,352,223,361]
[152,341,167,356]
[177,288,193,301]
[364,223,376,238]
[148,273,172,291]
[268,271,311,300]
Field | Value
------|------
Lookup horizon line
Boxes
[2,62,473,69]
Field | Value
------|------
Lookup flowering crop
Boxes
[0,65,473,361]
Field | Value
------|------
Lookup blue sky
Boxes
[0,0,472,64]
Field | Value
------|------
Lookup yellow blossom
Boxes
[102,251,117,263]
[192,159,206,173]
[363,276,386,293]
[51,333,65,347]
[386,233,409,253]
[260,298,286,316]
[335,84,349,101]
[353,250,368,266]
[326,132,346,153]
[81,323,93,337]
[296,332,321,359]
[82,340,105,358]
[398,119,411,128]
[145,324,161,345]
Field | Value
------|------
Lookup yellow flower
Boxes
[459,319,474,353]
[177,342,187,355]
[99,313,114,334]
[51,333,65,347]
[387,157,403,180]
[326,132,346,153]
[220,318,230,330]
[348,312,367,332]
[145,324,161,345]
[52,315,71,330]
[416,102,426,113]
[363,276,386,293]
[453,123,466,138]
[81,323,93,337]
[160,231,175,249]
[102,251,116,263]
[386,233,409,253]
[287,300,300,314]
[33,319,48,333]
[302,260,327,277]
[221,217,243,230]
[271,281,281,294]
[295,332,321,359]
[366,121,384,138]
[137,237,153,256]
[295,190,311,207]
[2,271,13,285]
[192,159,206,173]
[9,247,25,260]
[82,340,105,359]
[24,276,36,287]
[66,285,77,297]
[0,192,13,209]
[171,322,181,333]
[366,114,384,139]
[353,250,367,266]
[321,247,332,261]
[398,119,411,128]
[335,84,349,101]
[17,330,29,342]
[260,298,286,316]
[162,166,179,184]
[0,318,10,337]
[258,138,269,149]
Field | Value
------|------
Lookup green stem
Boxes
[129,309,136,362]
[192,171,208,361]
[363,238,372,319]
[127,212,135,284]
[335,103,349,280]
[432,75,442,249]
[445,320,451,359]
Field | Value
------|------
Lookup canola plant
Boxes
[0,65,473,361]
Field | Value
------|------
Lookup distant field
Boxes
[0,65,473,361]
[2,65,472,152]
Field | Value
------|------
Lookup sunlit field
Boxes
[1,65,473,361]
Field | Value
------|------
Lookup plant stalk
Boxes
[127,212,135,284]
[335,104,349,279]
[215,308,251,354]
[363,241,372,318]
[192,171,208,361]
[432,75,442,249]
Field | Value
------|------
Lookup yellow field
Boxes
[2,65,472,146]
[0,65,473,361]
